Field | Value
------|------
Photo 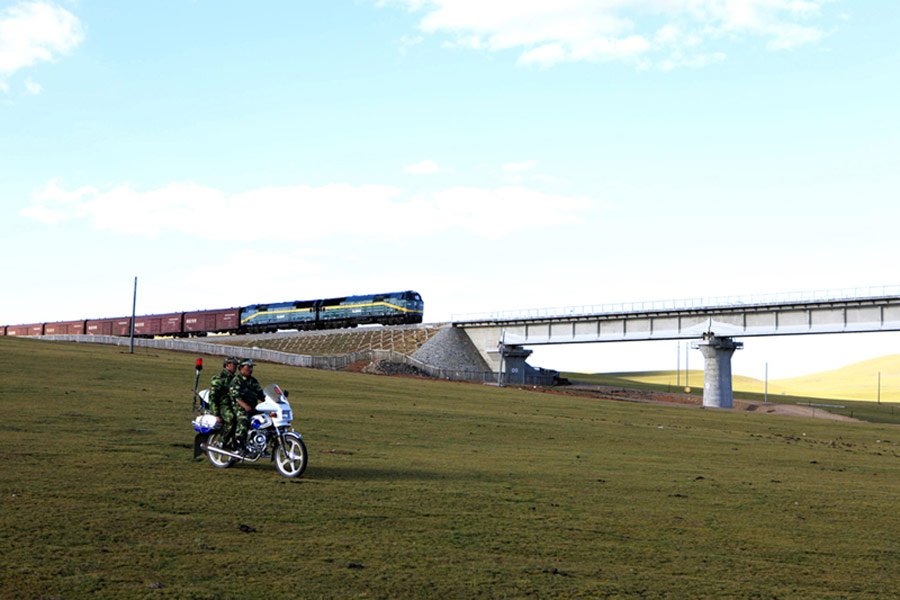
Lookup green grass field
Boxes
[564,371,900,425]
[3,337,900,599]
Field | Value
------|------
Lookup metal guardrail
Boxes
[452,285,900,323]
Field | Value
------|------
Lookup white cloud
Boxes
[20,179,96,223]
[503,160,537,172]
[403,159,454,174]
[24,76,41,94]
[382,0,838,68]
[428,186,592,237]
[529,173,566,184]
[659,51,726,71]
[397,33,424,54]
[501,161,569,185]
[0,1,84,77]
[21,180,600,240]
[218,249,330,279]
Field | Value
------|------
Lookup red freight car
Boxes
[132,312,183,337]
[183,308,240,335]
[7,323,44,336]
[43,320,87,335]
[86,317,132,336]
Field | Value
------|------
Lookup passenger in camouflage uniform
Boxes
[228,358,265,448]
[209,357,238,444]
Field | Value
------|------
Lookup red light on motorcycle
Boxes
[196,358,203,369]
[270,412,277,418]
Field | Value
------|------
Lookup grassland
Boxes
[3,337,900,599]
[594,354,900,404]
[565,371,900,425]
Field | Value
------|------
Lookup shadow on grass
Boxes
[191,459,477,483]
[304,464,465,482]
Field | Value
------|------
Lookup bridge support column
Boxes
[500,344,533,385]
[696,334,743,409]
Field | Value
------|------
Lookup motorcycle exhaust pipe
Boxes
[201,443,245,461]
[201,443,268,463]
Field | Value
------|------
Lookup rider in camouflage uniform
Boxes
[209,357,238,443]
[228,358,265,448]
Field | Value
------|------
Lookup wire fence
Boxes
[37,334,559,386]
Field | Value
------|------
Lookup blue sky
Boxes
[2,0,899,379]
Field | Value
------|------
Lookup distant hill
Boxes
[597,355,900,403]
[772,354,900,403]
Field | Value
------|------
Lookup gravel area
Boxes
[411,326,490,371]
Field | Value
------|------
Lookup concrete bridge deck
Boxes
[454,288,900,408]
[458,294,900,346]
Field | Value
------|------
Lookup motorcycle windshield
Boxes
[263,384,287,404]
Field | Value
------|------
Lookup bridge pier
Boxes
[499,344,533,385]
[696,334,743,408]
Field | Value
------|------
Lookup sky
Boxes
[1,0,899,381]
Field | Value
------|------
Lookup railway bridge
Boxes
[453,287,900,408]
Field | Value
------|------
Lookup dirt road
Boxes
[563,383,861,422]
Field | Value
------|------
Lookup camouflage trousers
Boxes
[218,401,238,446]
[233,404,250,445]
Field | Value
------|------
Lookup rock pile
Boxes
[361,361,430,377]
[412,326,490,372]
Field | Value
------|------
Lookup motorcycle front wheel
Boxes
[274,433,307,478]
[206,431,236,469]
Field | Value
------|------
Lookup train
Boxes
[1,290,424,338]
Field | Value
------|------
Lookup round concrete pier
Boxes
[697,335,743,409]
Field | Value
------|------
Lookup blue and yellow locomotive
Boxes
[240,290,424,333]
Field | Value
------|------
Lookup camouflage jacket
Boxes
[229,372,264,412]
[209,368,235,409]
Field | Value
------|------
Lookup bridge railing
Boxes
[452,285,900,323]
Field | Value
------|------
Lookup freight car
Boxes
[86,317,133,336]
[183,308,241,335]
[6,323,44,336]
[43,320,87,335]
[1,290,424,339]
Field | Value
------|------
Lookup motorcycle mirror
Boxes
[284,390,289,397]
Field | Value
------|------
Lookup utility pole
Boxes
[685,343,689,390]
[496,332,505,387]
[765,362,768,403]
[129,276,137,354]
[676,342,681,387]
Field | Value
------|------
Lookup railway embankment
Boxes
[36,324,512,382]
[210,324,443,356]
[210,324,495,379]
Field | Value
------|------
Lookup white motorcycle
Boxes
[191,359,307,478]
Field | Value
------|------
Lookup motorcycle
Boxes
[190,359,308,478]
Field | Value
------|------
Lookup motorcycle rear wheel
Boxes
[206,431,236,469]
[274,434,307,478]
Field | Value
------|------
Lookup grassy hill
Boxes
[773,355,900,402]
[585,355,900,403]
[4,337,900,598]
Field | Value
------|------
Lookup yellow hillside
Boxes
[772,354,900,403]
[617,355,900,403]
